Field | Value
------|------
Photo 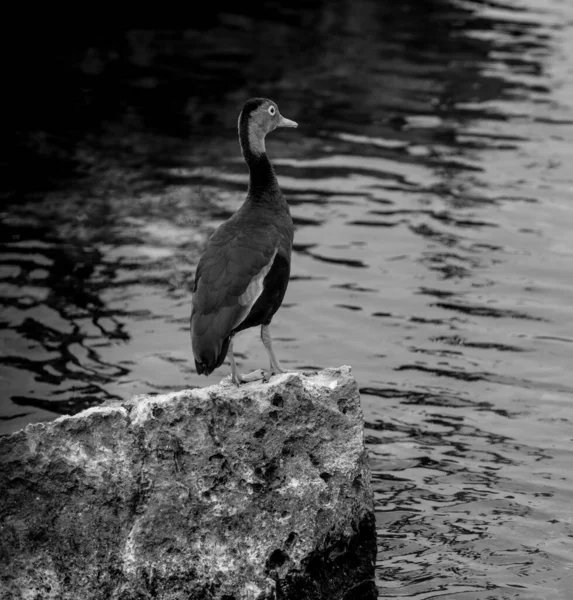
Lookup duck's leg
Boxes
[228,338,242,385]
[261,324,319,381]
[261,324,285,376]
[228,338,265,385]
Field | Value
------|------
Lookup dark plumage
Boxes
[190,98,298,384]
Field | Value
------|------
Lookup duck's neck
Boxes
[245,152,280,196]
[239,123,280,197]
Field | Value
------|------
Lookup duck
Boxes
[190,98,298,385]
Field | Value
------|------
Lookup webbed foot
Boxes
[231,369,266,386]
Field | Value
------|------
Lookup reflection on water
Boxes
[3,0,573,597]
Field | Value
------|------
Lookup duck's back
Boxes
[190,195,293,374]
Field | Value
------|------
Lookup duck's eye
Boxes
[268,106,276,115]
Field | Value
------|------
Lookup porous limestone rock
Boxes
[0,366,376,600]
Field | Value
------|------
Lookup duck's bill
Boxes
[278,115,298,128]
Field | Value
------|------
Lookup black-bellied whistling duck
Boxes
[190,98,298,384]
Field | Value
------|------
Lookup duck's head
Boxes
[238,98,298,158]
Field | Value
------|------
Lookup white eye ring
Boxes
[268,106,276,115]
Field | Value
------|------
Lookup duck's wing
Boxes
[190,222,279,369]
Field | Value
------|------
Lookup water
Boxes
[2,1,573,597]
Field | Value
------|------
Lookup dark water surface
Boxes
[3,1,573,597]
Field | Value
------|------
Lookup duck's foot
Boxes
[261,368,319,383]
[229,368,320,386]
[231,369,266,385]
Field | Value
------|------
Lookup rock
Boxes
[0,366,376,600]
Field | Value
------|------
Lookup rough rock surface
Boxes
[0,366,376,600]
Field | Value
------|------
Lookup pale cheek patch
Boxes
[248,122,266,156]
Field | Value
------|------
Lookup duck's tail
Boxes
[192,331,231,376]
